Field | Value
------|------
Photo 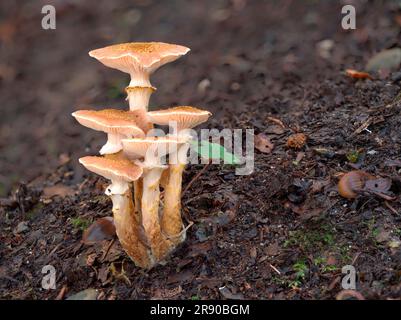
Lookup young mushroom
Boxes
[72,109,145,154]
[121,136,186,260]
[78,156,153,268]
[147,106,212,244]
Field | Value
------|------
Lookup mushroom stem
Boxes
[110,189,154,268]
[141,167,173,261]
[100,133,125,155]
[126,86,155,111]
[161,143,190,244]
[128,69,151,88]
[133,178,143,216]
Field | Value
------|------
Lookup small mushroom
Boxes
[147,106,212,244]
[147,106,212,136]
[121,136,186,260]
[79,155,152,268]
[72,109,145,155]
[338,171,374,199]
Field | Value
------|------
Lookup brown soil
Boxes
[1,0,401,300]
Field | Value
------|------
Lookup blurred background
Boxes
[0,0,400,196]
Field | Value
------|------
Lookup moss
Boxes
[70,217,91,231]
[284,225,335,250]
[26,203,45,220]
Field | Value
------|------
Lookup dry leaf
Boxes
[255,133,274,153]
[82,217,116,245]
[43,184,75,198]
[219,286,244,300]
[345,69,373,80]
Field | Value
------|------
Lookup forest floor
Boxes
[1,0,401,299]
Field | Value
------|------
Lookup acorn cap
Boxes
[72,109,145,137]
[89,42,190,76]
[147,106,212,131]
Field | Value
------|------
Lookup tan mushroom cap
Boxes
[122,136,186,160]
[79,156,143,182]
[72,109,145,137]
[147,106,212,130]
[88,42,190,74]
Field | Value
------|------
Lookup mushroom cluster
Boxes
[73,42,212,268]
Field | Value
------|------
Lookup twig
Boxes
[163,221,194,241]
[269,264,281,275]
[55,285,68,300]
[101,238,116,262]
[182,161,211,196]
[351,252,361,265]
[384,201,399,215]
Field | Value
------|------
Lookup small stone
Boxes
[48,214,57,223]
[66,288,98,300]
[15,221,29,234]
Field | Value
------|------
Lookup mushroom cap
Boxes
[121,136,186,160]
[72,109,146,137]
[79,156,143,182]
[147,106,212,129]
[88,42,190,74]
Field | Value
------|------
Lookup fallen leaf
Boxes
[167,270,194,284]
[366,48,401,72]
[265,124,285,135]
[345,69,373,80]
[267,116,285,128]
[364,178,392,194]
[310,179,330,193]
[293,151,305,165]
[336,289,365,300]
[266,242,279,256]
[188,241,213,257]
[43,184,75,198]
[152,286,182,299]
[66,288,98,300]
[219,286,244,300]
[250,247,257,259]
[388,240,401,249]
[97,266,110,285]
[255,133,274,153]
[82,217,116,245]
[375,229,391,243]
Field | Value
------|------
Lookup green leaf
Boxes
[190,140,241,165]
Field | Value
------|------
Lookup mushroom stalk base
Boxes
[142,168,173,261]
[161,163,186,245]
[111,190,154,268]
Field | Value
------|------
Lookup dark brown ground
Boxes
[1,0,401,300]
